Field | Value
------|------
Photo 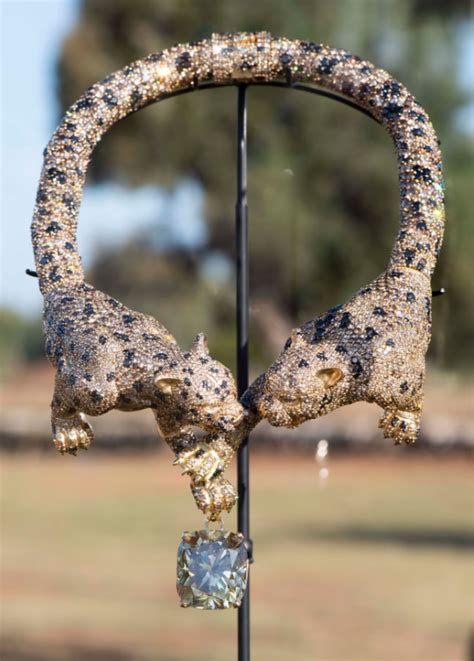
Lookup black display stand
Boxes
[235,84,251,661]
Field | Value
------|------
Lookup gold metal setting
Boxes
[32,32,445,524]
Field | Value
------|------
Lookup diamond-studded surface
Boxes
[31,32,445,519]
[256,268,432,444]
[176,528,248,609]
[211,31,273,81]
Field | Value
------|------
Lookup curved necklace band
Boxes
[32,31,444,294]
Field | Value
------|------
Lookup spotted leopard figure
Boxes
[40,280,244,507]
[257,268,433,444]
[32,32,445,519]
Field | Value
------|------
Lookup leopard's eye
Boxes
[284,337,292,350]
[316,367,344,388]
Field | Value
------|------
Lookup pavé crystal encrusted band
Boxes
[31,32,445,608]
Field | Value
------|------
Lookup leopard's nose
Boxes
[218,407,244,430]
[258,396,294,427]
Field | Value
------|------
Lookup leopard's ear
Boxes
[316,368,343,388]
[284,328,305,350]
[190,333,209,356]
[154,376,182,394]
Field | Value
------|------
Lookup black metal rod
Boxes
[236,84,250,661]
[262,80,376,120]
[149,80,379,124]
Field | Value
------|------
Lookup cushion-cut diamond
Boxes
[177,528,249,609]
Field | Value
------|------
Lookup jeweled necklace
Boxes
[31,32,444,609]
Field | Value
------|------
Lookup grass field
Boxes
[1,451,473,661]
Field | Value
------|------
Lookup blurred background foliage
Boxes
[1,0,473,379]
[0,310,43,381]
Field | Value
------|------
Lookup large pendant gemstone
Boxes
[176,528,249,609]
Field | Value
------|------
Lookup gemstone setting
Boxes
[176,527,249,609]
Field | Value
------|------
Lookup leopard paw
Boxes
[173,443,224,483]
[379,408,420,445]
[191,476,238,521]
[53,413,94,455]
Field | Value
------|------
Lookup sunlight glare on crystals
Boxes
[156,63,171,79]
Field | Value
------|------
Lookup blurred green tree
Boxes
[0,309,44,380]
[55,0,473,371]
